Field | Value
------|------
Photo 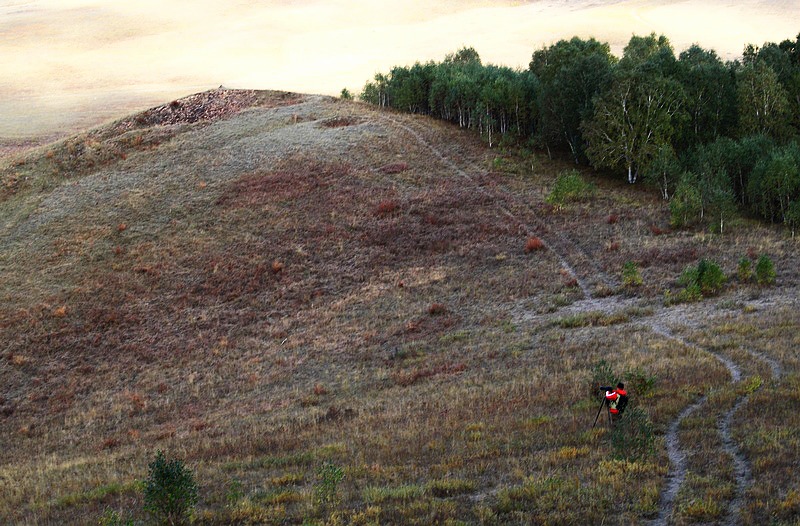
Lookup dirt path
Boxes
[380,110,782,525]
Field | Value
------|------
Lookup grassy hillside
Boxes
[1,89,798,525]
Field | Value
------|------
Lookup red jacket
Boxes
[605,388,627,414]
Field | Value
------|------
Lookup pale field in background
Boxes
[1,0,798,141]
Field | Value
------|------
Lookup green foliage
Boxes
[226,479,244,508]
[624,367,657,398]
[670,173,703,228]
[755,254,777,285]
[314,462,345,510]
[530,37,616,162]
[737,257,753,282]
[737,60,791,139]
[589,359,618,398]
[786,199,800,235]
[679,259,727,297]
[98,509,134,526]
[339,88,353,100]
[621,261,643,287]
[143,450,198,526]
[545,169,596,206]
[362,33,800,233]
[643,145,681,200]
[610,407,656,461]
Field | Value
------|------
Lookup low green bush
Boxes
[755,254,776,285]
[546,170,596,207]
[143,450,198,526]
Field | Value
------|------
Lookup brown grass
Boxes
[0,92,798,524]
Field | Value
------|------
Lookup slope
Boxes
[1,89,799,525]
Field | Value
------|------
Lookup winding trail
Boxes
[377,110,782,525]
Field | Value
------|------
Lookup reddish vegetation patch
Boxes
[607,214,619,224]
[525,237,545,252]
[217,160,351,207]
[428,303,447,316]
[637,246,699,267]
[649,225,669,236]
[393,362,467,387]
[379,162,410,174]
[320,117,362,128]
[374,200,399,217]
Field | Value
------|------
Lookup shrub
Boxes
[669,173,702,228]
[624,368,657,398]
[314,462,345,509]
[678,259,726,297]
[524,236,545,252]
[737,257,752,282]
[621,261,643,287]
[610,407,655,461]
[755,254,776,285]
[143,450,198,526]
[589,360,618,398]
[545,169,596,207]
[340,88,353,100]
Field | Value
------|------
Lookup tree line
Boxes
[359,33,800,233]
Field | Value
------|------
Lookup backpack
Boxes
[616,393,629,414]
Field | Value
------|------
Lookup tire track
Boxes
[647,323,780,525]
[719,348,781,526]
[379,111,779,524]
[380,114,615,298]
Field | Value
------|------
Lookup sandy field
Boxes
[1,0,799,144]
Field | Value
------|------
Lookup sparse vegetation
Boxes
[1,88,798,525]
[610,407,656,461]
[622,261,643,287]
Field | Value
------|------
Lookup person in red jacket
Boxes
[605,382,628,421]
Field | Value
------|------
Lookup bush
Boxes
[678,259,726,297]
[610,407,655,461]
[143,450,198,526]
[625,367,657,398]
[589,359,618,398]
[621,261,643,287]
[737,257,752,282]
[669,173,703,228]
[314,462,345,510]
[546,169,596,207]
[755,254,776,285]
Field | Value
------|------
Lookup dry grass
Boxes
[1,91,799,524]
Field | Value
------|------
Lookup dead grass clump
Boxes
[374,200,399,217]
[320,116,362,128]
[649,225,669,236]
[525,237,545,252]
[428,303,447,316]
[379,162,409,174]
